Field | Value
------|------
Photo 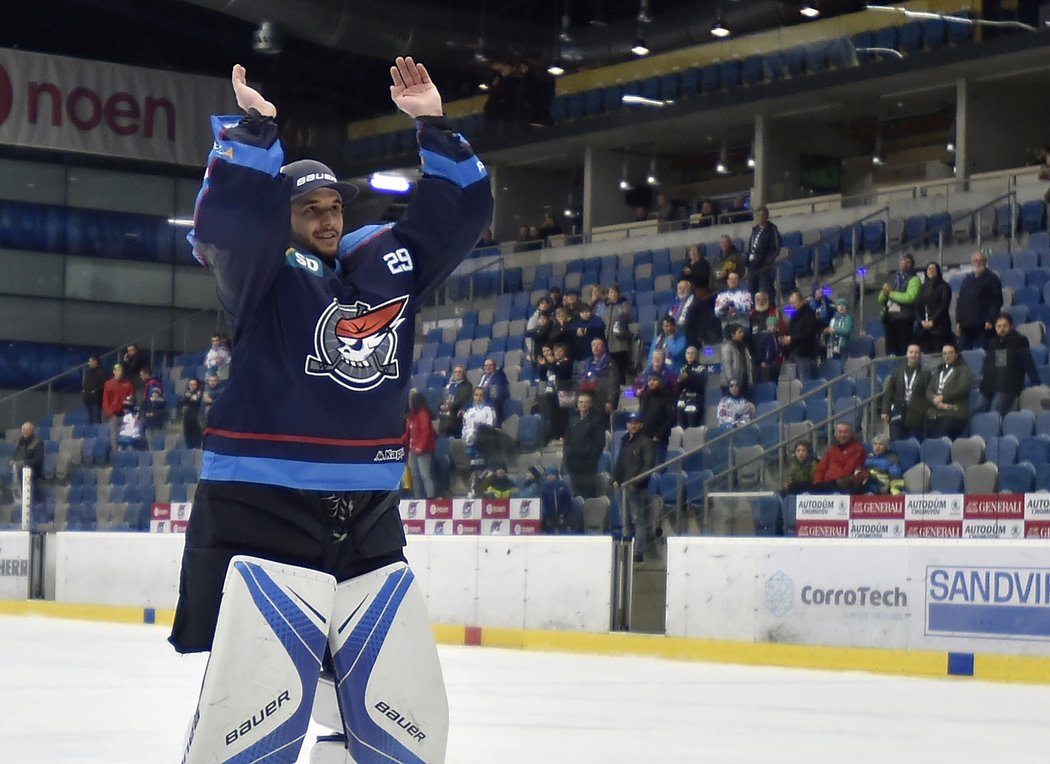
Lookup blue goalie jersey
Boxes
[187,113,492,491]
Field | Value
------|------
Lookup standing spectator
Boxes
[138,367,163,404]
[202,373,225,425]
[526,312,553,380]
[812,422,867,493]
[716,380,754,427]
[975,313,1041,417]
[476,358,510,423]
[541,465,580,534]
[403,391,437,500]
[714,271,754,337]
[864,435,904,495]
[925,342,973,439]
[570,302,606,361]
[755,317,783,384]
[604,285,634,385]
[676,347,707,429]
[579,337,619,423]
[783,440,816,494]
[547,285,563,311]
[116,396,146,451]
[526,296,553,332]
[81,355,107,425]
[809,283,834,329]
[881,344,929,442]
[588,284,607,320]
[713,234,745,290]
[669,278,703,348]
[181,378,204,449]
[823,298,854,360]
[205,333,232,382]
[680,244,712,297]
[634,348,677,397]
[121,343,149,388]
[745,206,781,297]
[562,391,607,499]
[461,387,496,465]
[561,289,582,322]
[638,373,676,463]
[782,291,819,380]
[879,254,921,356]
[748,291,783,338]
[650,316,688,373]
[538,213,562,240]
[612,413,655,563]
[955,250,1004,351]
[102,363,135,449]
[720,323,754,399]
[438,364,473,437]
[542,343,576,441]
[915,262,953,354]
[141,386,168,431]
[10,422,43,502]
[547,307,576,361]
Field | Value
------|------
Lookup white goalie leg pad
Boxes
[183,555,336,764]
[323,561,448,764]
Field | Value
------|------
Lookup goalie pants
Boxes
[169,479,407,654]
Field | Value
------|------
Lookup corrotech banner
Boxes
[0,47,234,165]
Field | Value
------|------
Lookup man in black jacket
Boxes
[782,290,819,380]
[955,251,1004,351]
[10,421,44,503]
[613,413,656,563]
[561,392,607,499]
[975,313,1040,416]
[81,355,107,425]
[746,206,781,297]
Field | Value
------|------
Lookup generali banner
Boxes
[0,47,235,165]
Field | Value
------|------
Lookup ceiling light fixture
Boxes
[711,17,730,37]
[631,38,650,56]
[369,173,413,194]
[800,2,821,18]
[619,162,631,190]
[646,157,659,186]
[547,63,565,76]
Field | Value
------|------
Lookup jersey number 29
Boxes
[383,248,414,275]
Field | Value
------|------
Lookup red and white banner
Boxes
[400,499,541,535]
[149,502,191,533]
[0,47,234,165]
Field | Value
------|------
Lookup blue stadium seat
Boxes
[999,462,1036,494]
[930,463,964,493]
[845,336,875,359]
[752,495,783,536]
[1003,410,1036,440]
[969,412,1001,441]
[920,437,952,467]
[1018,435,1050,466]
[890,438,920,472]
[985,435,1019,466]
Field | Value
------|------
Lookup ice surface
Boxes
[1,615,1048,763]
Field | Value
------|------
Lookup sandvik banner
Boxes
[0,47,234,165]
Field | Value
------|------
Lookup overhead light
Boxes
[631,38,650,56]
[252,20,282,55]
[800,2,821,18]
[716,161,729,175]
[619,162,631,190]
[711,17,730,37]
[167,217,194,227]
[637,0,653,24]
[547,64,565,76]
[646,157,659,186]
[478,82,490,91]
[747,156,756,169]
[563,208,575,218]
[946,140,956,153]
[621,94,669,107]
[369,173,412,194]
[872,155,884,166]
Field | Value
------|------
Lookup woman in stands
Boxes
[181,378,204,449]
[915,262,953,354]
[403,391,436,499]
[676,346,707,429]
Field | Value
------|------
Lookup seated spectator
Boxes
[10,422,43,501]
[562,391,607,499]
[714,272,753,337]
[139,367,163,403]
[116,396,145,451]
[578,337,620,421]
[695,198,719,226]
[823,298,854,360]
[783,440,816,494]
[202,373,225,424]
[612,413,655,562]
[881,344,929,442]
[604,285,634,386]
[813,423,868,493]
[570,303,606,360]
[754,317,783,384]
[81,355,107,425]
[713,235,744,290]
[925,342,973,439]
[676,347,707,429]
[652,192,681,223]
[477,358,510,423]
[141,386,168,431]
[181,378,204,449]
[541,465,581,534]
[541,343,576,441]
[650,315,688,373]
[480,462,519,499]
[634,348,677,397]
[476,228,499,249]
[669,279,703,348]
[680,244,712,298]
[864,435,904,495]
[974,313,1040,417]
[720,323,754,398]
[438,364,474,437]
[403,391,437,500]
[915,262,953,354]
[519,465,543,498]
[782,291,819,380]
[205,333,232,381]
[461,387,496,465]
[717,380,754,427]
[639,373,676,463]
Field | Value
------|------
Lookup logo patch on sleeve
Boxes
[305,296,409,391]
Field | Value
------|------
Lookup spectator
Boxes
[755,317,783,384]
[102,363,135,448]
[915,262,953,354]
[881,344,929,442]
[783,440,816,494]
[181,378,204,449]
[720,323,754,398]
[438,364,473,437]
[782,291,819,380]
[202,373,225,424]
[588,284,608,320]
[532,342,555,385]
[716,379,754,427]
[528,224,543,243]
[650,315,688,373]
[823,298,854,360]
[925,342,973,439]
[579,337,620,422]
[879,254,921,356]
[748,291,783,337]
[141,386,168,431]
[526,296,553,332]
[562,289,582,322]
[809,283,834,328]
[10,421,43,501]
[570,302,606,361]
[745,206,781,297]
[680,244,712,297]
[81,355,107,425]
[669,278,703,348]
[519,465,543,498]
[612,413,655,563]
[121,343,150,385]
[547,307,576,360]
[541,465,580,534]
[812,422,867,493]
[477,358,510,423]
[864,434,903,495]
[604,285,634,385]
[696,198,720,226]
[713,235,745,290]
[714,271,754,337]
[116,396,145,451]
[205,333,232,382]
[476,228,499,249]
[139,367,163,404]
[547,285,563,311]
[651,192,678,223]
[955,250,1004,351]
[479,462,518,499]
[562,391,607,499]
[538,213,562,240]
[526,313,554,380]
[634,348,677,397]
[541,343,575,441]
[676,346,707,428]
[639,373,676,463]
[403,391,437,500]
[461,387,496,465]
[975,313,1041,417]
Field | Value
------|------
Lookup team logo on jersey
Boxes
[305,295,408,391]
